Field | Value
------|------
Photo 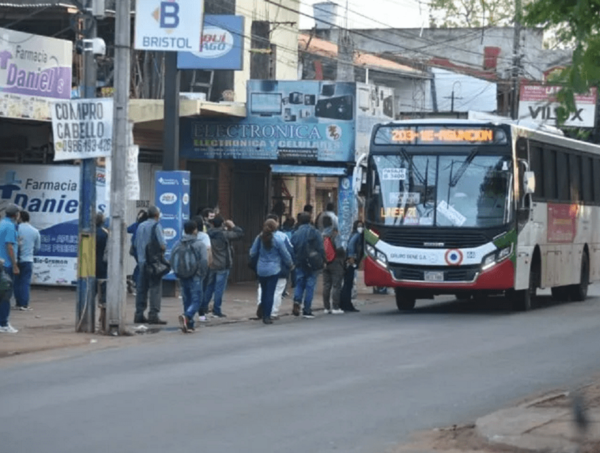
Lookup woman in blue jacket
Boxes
[249,219,293,325]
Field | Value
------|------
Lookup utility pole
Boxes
[511,0,522,120]
[163,52,180,171]
[76,2,97,333]
[106,0,130,334]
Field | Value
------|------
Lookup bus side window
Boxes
[529,142,544,200]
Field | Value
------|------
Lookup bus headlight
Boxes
[366,244,388,268]
[481,245,513,270]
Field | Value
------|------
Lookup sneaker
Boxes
[302,312,315,319]
[198,315,207,322]
[324,309,332,314]
[292,302,301,317]
[187,325,196,332]
[331,309,345,315]
[211,312,227,318]
[17,306,33,311]
[0,324,18,333]
[178,314,188,333]
[256,304,263,319]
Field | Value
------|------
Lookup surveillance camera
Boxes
[82,38,106,56]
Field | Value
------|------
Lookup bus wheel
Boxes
[513,261,539,311]
[569,251,589,302]
[395,289,416,311]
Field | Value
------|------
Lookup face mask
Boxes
[357,227,364,234]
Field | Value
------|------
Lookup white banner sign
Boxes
[134,0,204,51]
[127,145,140,200]
[52,98,113,161]
[0,27,72,121]
[518,85,597,128]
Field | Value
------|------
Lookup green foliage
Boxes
[524,0,600,124]
[429,0,519,27]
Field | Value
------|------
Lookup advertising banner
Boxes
[0,164,107,285]
[0,27,72,121]
[518,84,597,128]
[177,15,244,70]
[181,80,357,162]
[135,0,204,51]
[337,175,355,247]
[355,83,395,161]
[155,171,190,280]
[52,98,113,161]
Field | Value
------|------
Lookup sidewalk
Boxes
[0,271,383,359]
[395,380,600,453]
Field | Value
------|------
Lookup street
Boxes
[2,289,600,453]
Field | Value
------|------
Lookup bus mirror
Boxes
[524,171,536,195]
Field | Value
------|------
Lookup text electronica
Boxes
[375,126,506,145]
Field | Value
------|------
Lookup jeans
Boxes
[340,265,357,311]
[14,261,33,308]
[293,267,318,314]
[202,269,230,316]
[257,278,287,317]
[323,259,344,310]
[0,267,14,327]
[258,275,279,320]
[135,263,163,320]
[180,275,203,328]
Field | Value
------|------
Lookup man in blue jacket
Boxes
[290,212,324,319]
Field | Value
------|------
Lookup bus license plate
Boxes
[424,271,444,282]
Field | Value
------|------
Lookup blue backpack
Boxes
[170,240,199,279]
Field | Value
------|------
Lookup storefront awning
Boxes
[271,165,347,176]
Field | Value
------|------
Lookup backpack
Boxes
[170,240,199,279]
[324,235,336,263]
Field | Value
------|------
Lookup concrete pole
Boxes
[511,0,522,120]
[163,52,180,171]
[106,0,131,335]
[76,11,97,333]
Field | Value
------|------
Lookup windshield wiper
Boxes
[398,147,425,185]
[449,148,480,188]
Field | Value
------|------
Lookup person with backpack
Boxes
[134,206,168,325]
[127,209,148,294]
[250,218,294,325]
[321,215,345,314]
[254,214,294,320]
[340,220,364,313]
[290,212,325,319]
[171,220,208,333]
[200,215,244,318]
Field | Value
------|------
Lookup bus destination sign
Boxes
[374,126,507,146]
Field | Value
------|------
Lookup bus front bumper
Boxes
[364,256,515,291]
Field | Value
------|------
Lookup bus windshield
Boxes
[367,152,513,228]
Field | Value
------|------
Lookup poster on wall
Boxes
[0,27,73,121]
[181,80,357,162]
[155,171,190,280]
[0,164,107,285]
[355,83,395,161]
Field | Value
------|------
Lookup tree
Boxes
[429,0,521,28]
[524,0,600,124]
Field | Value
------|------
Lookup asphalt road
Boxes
[2,288,600,453]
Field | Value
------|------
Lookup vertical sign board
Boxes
[337,176,355,248]
[0,164,107,285]
[134,0,204,51]
[0,27,72,121]
[155,171,190,280]
[51,98,113,161]
[177,15,244,70]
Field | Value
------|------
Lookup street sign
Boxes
[51,98,113,161]
[134,0,204,51]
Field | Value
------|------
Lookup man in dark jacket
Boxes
[290,212,324,319]
[200,215,243,318]
[95,212,109,307]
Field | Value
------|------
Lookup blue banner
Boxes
[180,80,357,163]
[155,171,190,280]
[177,15,244,71]
[337,174,356,248]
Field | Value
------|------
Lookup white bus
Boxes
[362,119,600,311]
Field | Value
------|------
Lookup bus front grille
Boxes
[390,264,480,283]
[378,229,489,249]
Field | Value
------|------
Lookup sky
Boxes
[298,0,429,30]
